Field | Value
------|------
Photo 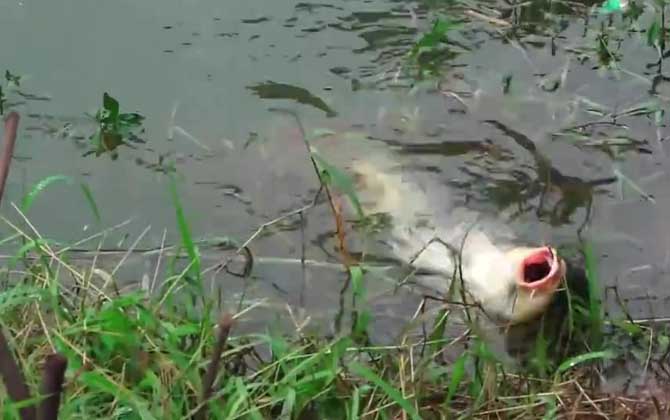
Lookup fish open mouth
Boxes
[518,247,561,290]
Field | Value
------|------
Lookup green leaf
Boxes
[119,112,145,127]
[658,334,670,353]
[350,266,365,299]
[446,352,467,407]
[541,395,559,420]
[103,92,120,121]
[10,238,53,268]
[350,266,370,338]
[349,362,422,420]
[0,285,44,316]
[311,152,364,219]
[647,20,660,47]
[22,175,72,212]
[232,377,263,420]
[613,320,644,336]
[556,349,616,374]
[412,18,453,53]
[80,372,156,420]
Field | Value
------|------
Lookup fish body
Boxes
[349,158,566,326]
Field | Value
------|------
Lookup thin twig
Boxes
[208,190,322,276]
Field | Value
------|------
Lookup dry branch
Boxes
[196,313,235,420]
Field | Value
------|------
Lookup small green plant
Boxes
[86,92,146,159]
[408,18,460,78]
[646,0,667,54]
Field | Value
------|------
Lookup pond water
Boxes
[0,0,668,343]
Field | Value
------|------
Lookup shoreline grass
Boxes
[0,165,667,419]
[0,235,668,419]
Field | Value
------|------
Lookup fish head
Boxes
[502,246,567,324]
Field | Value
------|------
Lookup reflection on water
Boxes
[0,0,668,349]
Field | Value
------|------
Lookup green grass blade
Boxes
[278,387,296,420]
[556,349,616,374]
[583,241,603,349]
[80,182,102,223]
[168,175,201,284]
[349,362,422,420]
[79,371,156,420]
[446,352,467,407]
[349,387,360,420]
[21,175,72,212]
[232,377,263,420]
[311,152,364,219]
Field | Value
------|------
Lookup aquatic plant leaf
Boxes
[311,152,364,219]
[21,175,72,212]
[647,20,661,47]
[412,18,453,53]
[613,167,655,203]
[118,112,145,127]
[349,362,422,420]
[4,70,21,87]
[89,92,145,158]
[556,349,616,374]
[248,81,337,117]
[617,99,660,118]
[103,92,120,121]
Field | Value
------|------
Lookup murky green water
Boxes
[0,0,669,342]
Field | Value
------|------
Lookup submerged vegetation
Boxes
[86,92,146,160]
[0,0,669,417]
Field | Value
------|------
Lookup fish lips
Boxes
[517,247,564,291]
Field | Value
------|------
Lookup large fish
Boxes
[348,157,572,327]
